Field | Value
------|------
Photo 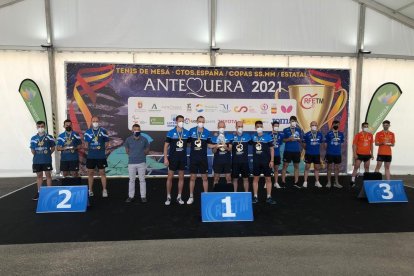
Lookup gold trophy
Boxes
[288,85,348,132]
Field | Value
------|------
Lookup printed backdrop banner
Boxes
[66,63,350,176]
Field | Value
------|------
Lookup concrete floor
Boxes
[1,176,413,275]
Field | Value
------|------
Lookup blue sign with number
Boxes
[201,192,253,222]
[363,180,408,203]
[36,186,88,213]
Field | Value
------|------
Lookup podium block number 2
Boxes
[56,190,72,209]
[221,196,236,218]
[379,183,393,200]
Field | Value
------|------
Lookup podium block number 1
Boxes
[221,196,236,218]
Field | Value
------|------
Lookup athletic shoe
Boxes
[102,189,108,198]
[266,197,276,205]
[165,197,171,206]
[263,184,267,189]
[141,197,147,203]
[274,182,281,189]
[326,182,332,188]
[315,181,322,188]
[334,182,343,189]
[88,190,94,197]
[186,197,194,205]
[350,181,356,188]
[125,197,134,203]
[252,196,259,204]
[302,181,308,188]
[293,183,301,189]
[176,196,184,205]
[32,192,39,201]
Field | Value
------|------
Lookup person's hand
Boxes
[164,158,169,166]
[105,149,110,155]
[269,161,274,168]
[371,155,374,160]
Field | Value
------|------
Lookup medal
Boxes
[43,150,48,154]
[273,133,279,148]
[70,150,75,153]
[176,140,183,148]
[97,146,101,150]
[92,128,101,143]
[236,144,243,152]
[194,139,202,148]
[38,134,46,146]
[255,143,262,151]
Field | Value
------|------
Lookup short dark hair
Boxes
[290,116,297,121]
[132,124,140,128]
[332,120,340,125]
[197,115,205,121]
[176,115,184,121]
[383,120,390,125]
[36,121,45,126]
[272,120,280,126]
[361,122,369,127]
[255,120,263,126]
[63,119,71,125]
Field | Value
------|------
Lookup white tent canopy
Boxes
[0,0,413,176]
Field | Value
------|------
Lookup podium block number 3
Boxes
[57,190,72,209]
[379,183,393,200]
[221,196,236,218]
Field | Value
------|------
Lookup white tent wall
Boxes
[360,58,414,174]
[0,50,51,177]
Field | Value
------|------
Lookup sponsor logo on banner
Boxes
[150,117,165,125]
[260,103,268,114]
[150,104,161,112]
[196,104,204,112]
[271,104,277,114]
[300,94,324,109]
[219,104,231,113]
[281,105,293,113]
[187,103,192,112]
[234,106,248,112]
[242,118,263,125]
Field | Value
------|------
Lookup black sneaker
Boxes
[32,192,39,201]
[125,197,134,203]
[293,183,302,189]
[280,182,286,188]
[266,197,276,205]
[141,197,147,203]
[252,196,259,204]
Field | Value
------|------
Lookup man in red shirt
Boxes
[374,120,395,180]
[350,122,374,187]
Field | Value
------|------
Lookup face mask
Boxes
[197,122,204,128]
[273,126,279,132]
[290,122,297,127]
[363,127,369,132]
[37,127,45,134]
[134,131,141,137]
[218,128,225,134]
[92,122,99,128]
[333,125,339,130]
[237,127,243,134]
[256,127,263,134]
[177,122,184,128]
[311,126,317,131]
[65,126,72,132]
[383,126,389,131]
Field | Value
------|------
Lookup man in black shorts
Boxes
[211,121,233,188]
[57,119,81,178]
[187,116,212,204]
[231,121,251,192]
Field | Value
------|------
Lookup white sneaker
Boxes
[165,197,171,206]
[177,196,185,205]
[303,182,308,188]
[315,181,322,188]
[274,182,281,189]
[186,197,194,205]
[264,184,266,188]
[326,182,332,188]
[334,182,343,189]
[102,189,108,197]
[88,190,94,197]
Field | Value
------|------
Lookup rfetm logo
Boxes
[234,106,248,112]
[378,91,399,105]
[300,94,324,109]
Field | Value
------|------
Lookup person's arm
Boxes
[374,133,381,146]
[370,139,374,159]
[50,136,56,154]
[391,134,395,147]
[269,143,274,168]
[352,144,357,159]
[144,139,150,155]
[163,142,170,166]
[125,140,129,155]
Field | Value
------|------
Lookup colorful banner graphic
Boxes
[365,82,402,133]
[66,64,350,175]
[18,79,48,130]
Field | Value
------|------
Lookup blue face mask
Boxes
[134,131,141,137]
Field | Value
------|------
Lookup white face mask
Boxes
[291,122,297,127]
[218,128,225,134]
[237,127,243,134]
[273,126,279,132]
[363,127,369,132]
[37,127,45,134]
[256,127,263,134]
[92,122,99,128]
[311,126,317,131]
[177,122,184,128]
[197,122,204,128]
